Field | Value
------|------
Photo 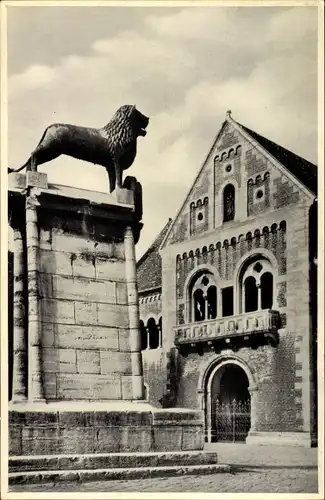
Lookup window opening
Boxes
[261,272,273,309]
[207,285,217,319]
[194,289,206,322]
[244,276,258,312]
[223,184,235,222]
[222,286,234,317]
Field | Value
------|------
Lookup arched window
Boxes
[244,276,258,312]
[189,271,217,323]
[207,285,217,319]
[158,317,162,348]
[239,257,274,313]
[261,272,273,309]
[147,317,160,350]
[223,184,235,222]
[194,289,205,321]
[140,320,147,350]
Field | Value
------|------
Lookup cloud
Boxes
[268,6,318,49]
[7,6,318,258]
[9,64,56,94]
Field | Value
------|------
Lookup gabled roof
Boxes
[137,218,173,293]
[159,112,317,251]
[238,123,317,195]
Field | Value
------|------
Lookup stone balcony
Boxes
[174,310,280,354]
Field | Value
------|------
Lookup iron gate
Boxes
[214,398,251,442]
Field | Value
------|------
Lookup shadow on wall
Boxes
[159,347,183,408]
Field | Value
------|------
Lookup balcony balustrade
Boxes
[174,309,280,353]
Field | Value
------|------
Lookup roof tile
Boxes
[137,218,173,293]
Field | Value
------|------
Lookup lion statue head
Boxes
[102,104,149,153]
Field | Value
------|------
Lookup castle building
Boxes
[137,111,318,447]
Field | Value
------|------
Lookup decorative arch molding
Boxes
[217,177,240,197]
[233,248,279,315]
[214,144,242,164]
[198,354,259,442]
[141,313,162,325]
[233,247,279,285]
[183,264,221,323]
[198,353,259,397]
[139,315,162,350]
[183,263,221,293]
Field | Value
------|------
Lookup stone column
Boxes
[217,289,222,318]
[145,327,150,350]
[206,388,212,443]
[257,285,262,311]
[157,323,162,348]
[124,226,144,400]
[11,226,27,401]
[26,192,44,400]
[249,387,258,432]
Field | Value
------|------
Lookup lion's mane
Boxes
[101,105,136,157]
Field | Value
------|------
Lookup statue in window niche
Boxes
[194,292,205,322]
[226,195,234,219]
[223,184,235,222]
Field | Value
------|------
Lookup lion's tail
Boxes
[8,158,31,174]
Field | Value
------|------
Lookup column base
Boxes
[10,396,27,403]
[246,431,315,447]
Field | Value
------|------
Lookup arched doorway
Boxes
[208,363,251,442]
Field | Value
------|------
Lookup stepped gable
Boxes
[238,123,317,195]
[137,218,173,293]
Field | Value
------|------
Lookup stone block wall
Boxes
[9,408,205,456]
[159,195,315,438]
[175,219,287,327]
[139,294,162,323]
[142,349,168,407]
[174,337,298,433]
[37,210,133,401]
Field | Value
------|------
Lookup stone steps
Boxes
[9,463,231,485]
[9,451,231,484]
[9,451,218,472]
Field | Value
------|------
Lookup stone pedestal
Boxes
[8,173,209,472]
[9,402,205,456]
[9,173,145,404]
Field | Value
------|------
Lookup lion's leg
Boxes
[27,154,37,172]
[108,169,116,193]
[114,160,122,190]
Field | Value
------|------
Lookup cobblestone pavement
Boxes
[10,444,319,494]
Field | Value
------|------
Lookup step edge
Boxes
[9,451,218,460]
[9,463,230,476]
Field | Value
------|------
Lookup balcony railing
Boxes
[174,309,280,345]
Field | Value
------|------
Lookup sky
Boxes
[7,4,319,259]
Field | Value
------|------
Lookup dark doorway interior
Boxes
[222,286,234,317]
[213,364,251,442]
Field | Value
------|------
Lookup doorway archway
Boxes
[204,358,256,443]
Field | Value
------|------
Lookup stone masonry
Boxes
[8,171,216,479]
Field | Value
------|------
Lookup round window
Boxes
[226,164,232,173]
[256,189,264,199]
[197,212,204,221]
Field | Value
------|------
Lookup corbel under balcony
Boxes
[174,309,280,356]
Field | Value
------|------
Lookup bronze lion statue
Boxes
[8,104,149,193]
